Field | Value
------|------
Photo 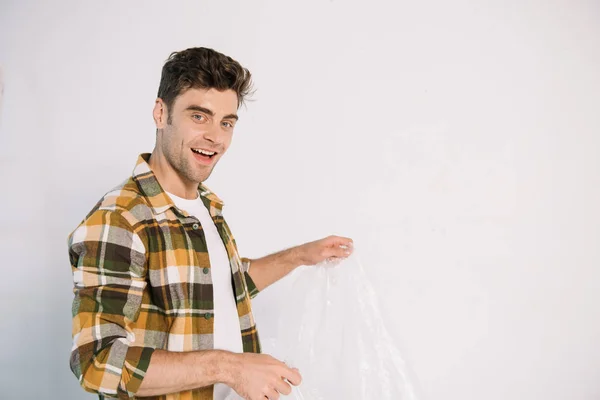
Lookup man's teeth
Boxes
[192,148,216,156]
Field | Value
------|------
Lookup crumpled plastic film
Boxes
[260,252,421,400]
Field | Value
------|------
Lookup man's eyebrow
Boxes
[185,105,239,121]
[185,105,214,116]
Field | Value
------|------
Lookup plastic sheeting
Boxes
[228,253,420,400]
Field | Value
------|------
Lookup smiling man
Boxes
[67,47,353,400]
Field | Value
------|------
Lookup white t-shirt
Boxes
[166,191,243,400]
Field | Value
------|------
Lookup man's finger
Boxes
[327,235,353,247]
[324,244,353,259]
[281,367,302,386]
[264,387,280,400]
[274,378,292,395]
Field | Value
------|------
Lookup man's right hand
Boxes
[224,352,302,400]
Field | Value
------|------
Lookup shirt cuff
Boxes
[117,346,155,398]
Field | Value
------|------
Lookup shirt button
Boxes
[204,313,212,320]
[192,223,199,230]
[203,267,209,274]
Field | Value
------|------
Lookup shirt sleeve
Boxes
[240,257,260,299]
[68,209,154,399]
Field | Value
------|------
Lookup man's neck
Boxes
[148,150,199,200]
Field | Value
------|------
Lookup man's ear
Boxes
[153,98,168,129]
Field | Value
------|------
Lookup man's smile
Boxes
[191,147,218,164]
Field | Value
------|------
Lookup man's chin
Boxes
[193,168,215,184]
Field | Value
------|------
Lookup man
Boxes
[68,47,353,400]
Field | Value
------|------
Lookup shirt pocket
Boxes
[147,222,204,312]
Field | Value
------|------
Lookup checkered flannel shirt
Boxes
[68,153,261,399]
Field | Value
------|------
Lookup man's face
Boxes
[155,87,239,184]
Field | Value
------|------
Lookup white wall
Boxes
[1,0,599,399]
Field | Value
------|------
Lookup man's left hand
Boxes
[295,235,354,266]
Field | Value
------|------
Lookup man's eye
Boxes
[223,121,234,128]
[192,114,204,121]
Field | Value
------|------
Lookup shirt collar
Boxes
[132,153,224,215]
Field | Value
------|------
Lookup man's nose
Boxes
[202,123,221,144]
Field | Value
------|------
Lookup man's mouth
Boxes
[191,148,217,164]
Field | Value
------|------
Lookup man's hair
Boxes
[157,47,254,122]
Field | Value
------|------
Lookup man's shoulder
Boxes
[68,176,151,261]
[79,176,155,228]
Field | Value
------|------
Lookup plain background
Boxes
[1,0,599,399]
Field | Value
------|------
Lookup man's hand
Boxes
[226,353,302,400]
[296,235,354,266]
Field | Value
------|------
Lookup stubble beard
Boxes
[162,123,215,185]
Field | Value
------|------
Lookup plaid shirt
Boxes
[68,153,261,400]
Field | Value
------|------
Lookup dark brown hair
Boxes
[157,47,254,123]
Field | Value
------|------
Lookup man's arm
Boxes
[69,209,154,398]
[137,350,301,398]
[247,235,353,291]
[136,350,227,396]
